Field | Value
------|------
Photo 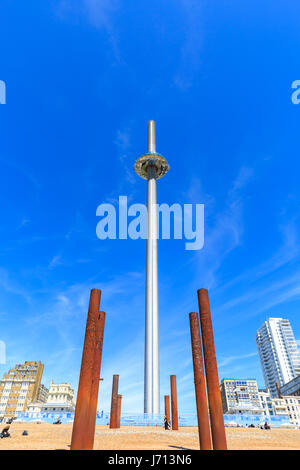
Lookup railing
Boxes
[14,411,291,427]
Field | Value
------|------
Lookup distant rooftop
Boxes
[220,378,257,383]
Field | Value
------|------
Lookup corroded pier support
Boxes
[197,289,227,450]
[71,289,102,450]
[189,312,212,450]
[110,375,119,429]
[170,375,178,430]
[117,394,122,428]
[86,310,106,448]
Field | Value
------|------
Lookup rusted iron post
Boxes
[117,394,122,428]
[86,310,106,449]
[164,395,170,423]
[71,289,101,450]
[109,375,119,429]
[170,375,178,430]
[275,381,282,398]
[189,312,212,450]
[197,289,227,450]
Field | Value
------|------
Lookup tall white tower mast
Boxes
[134,121,169,414]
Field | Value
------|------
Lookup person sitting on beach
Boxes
[53,417,62,425]
[163,416,170,430]
[264,421,271,430]
[0,425,10,438]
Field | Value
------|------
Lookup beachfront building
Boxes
[26,380,75,414]
[256,318,300,397]
[280,375,300,397]
[38,383,49,403]
[258,388,300,427]
[43,380,75,412]
[279,396,300,426]
[220,378,300,427]
[0,361,45,418]
[220,378,262,414]
[257,389,274,418]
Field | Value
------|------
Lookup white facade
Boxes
[46,381,74,404]
[26,402,44,413]
[256,318,300,397]
[220,379,262,414]
[258,389,274,418]
[42,381,75,412]
[258,389,300,427]
[26,381,75,414]
[38,384,49,403]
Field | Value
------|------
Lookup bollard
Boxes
[197,289,227,450]
[170,375,178,430]
[117,394,122,428]
[71,289,101,450]
[86,310,106,449]
[109,375,119,429]
[164,395,170,424]
[189,312,212,450]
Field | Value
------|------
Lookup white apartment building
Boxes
[27,380,75,413]
[256,318,300,397]
[220,382,300,427]
[38,384,49,403]
[220,378,262,414]
[258,389,300,427]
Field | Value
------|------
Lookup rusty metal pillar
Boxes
[86,310,106,449]
[109,375,119,429]
[164,395,170,423]
[117,394,122,428]
[170,375,178,430]
[189,312,212,450]
[275,381,282,398]
[71,289,101,450]
[197,289,227,450]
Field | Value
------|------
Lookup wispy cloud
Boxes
[229,166,254,195]
[56,0,120,60]
[0,267,32,304]
[79,0,118,29]
[17,217,30,230]
[115,124,136,186]
[173,0,204,90]
[48,254,63,269]
[218,352,257,368]
[188,164,251,289]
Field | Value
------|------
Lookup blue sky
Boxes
[1,0,300,414]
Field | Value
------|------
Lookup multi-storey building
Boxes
[220,378,262,414]
[280,375,300,397]
[258,389,300,427]
[0,361,45,418]
[37,384,49,402]
[220,377,300,427]
[256,318,300,397]
[257,388,274,418]
[27,380,75,413]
